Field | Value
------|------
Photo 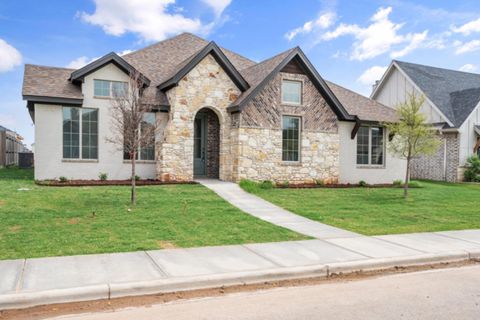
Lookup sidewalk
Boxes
[197,179,359,239]
[2,229,480,310]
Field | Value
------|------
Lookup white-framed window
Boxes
[281,80,302,104]
[123,112,156,161]
[63,107,98,159]
[282,116,301,162]
[356,126,384,166]
[94,79,128,98]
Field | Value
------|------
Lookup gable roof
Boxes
[157,41,249,91]
[228,47,353,121]
[325,81,397,123]
[70,52,150,86]
[390,60,480,128]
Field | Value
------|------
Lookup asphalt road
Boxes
[52,265,480,320]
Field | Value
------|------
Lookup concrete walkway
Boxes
[2,229,480,310]
[197,179,359,239]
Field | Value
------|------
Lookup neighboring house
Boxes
[0,125,29,167]
[22,33,405,184]
[372,60,480,182]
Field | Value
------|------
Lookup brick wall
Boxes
[410,132,460,182]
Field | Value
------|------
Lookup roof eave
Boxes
[69,52,151,87]
[228,47,354,121]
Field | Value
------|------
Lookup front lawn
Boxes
[0,168,307,260]
[241,181,480,235]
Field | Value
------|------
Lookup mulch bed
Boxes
[35,180,197,187]
[275,183,395,189]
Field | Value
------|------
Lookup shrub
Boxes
[464,155,480,182]
[393,179,402,187]
[408,181,423,188]
[279,180,290,188]
[98,172,108,181]
[239,179,260,193]
[135,175,141,181]
[315,179,325,186]
[259,180,275,189]
[59,176,68,183]
[358,180,368,187]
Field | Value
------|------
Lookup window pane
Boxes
[63,107,80,159]
[81,108,98,159]
[282,80,301,104]
[112,81,128,98]
[356,126,369,165]
[94,80,110,97]
[282,116,300,162]
[371,127,384,165]
[139,112,155,160]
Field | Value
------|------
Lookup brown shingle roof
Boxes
[23,64,82,99]
[325,80,398,123]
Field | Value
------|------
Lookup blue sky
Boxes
[1,0,480,146]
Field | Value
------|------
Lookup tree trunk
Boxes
[131,151,136,206]
[404,156,410,199]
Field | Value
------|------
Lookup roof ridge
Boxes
[123,32,207,58]
[395,59,480,77]
[25,63,75,71]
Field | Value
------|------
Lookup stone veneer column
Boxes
[156,54,241,182]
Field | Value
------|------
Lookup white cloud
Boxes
[118,49,133,56]
[65,56,97,69]
[319,7,429,61]
[285,12,336,41]
[391,30,428,58]
[455,39,480,54]
[202,0,231,18]
[452,18,480,35]
[357,65,387,86]
[80,0,229,42]
[459,63,478,72]
[0,39,22,72]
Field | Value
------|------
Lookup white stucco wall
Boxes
[34,63,162,180]
[338,122,407,184]
[458,103,480,165]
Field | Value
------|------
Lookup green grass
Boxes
[240,180,480,235]
[0,168,307,260]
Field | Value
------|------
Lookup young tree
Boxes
[106,71,155,205]
[385,94,441,198]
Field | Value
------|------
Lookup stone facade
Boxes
[156,57,341,184]
[410,132,460,182]
[234,128,339,183]
[156,54,241,181]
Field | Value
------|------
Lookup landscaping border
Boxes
[35,180,198,187]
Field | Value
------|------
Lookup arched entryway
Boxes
[193,108,220,178]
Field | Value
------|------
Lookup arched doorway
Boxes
[194,108,220,178]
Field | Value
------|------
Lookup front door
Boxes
[194,114,207,177]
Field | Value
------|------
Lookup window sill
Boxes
[356,165,385,169]
[281,161,302,166]
[93,96,112,100]
[123,160,156,164]
[62,159,99,163]
[281,102,303,107]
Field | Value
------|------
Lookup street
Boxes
[49,265,480,320]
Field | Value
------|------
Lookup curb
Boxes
[0,251,475,311]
